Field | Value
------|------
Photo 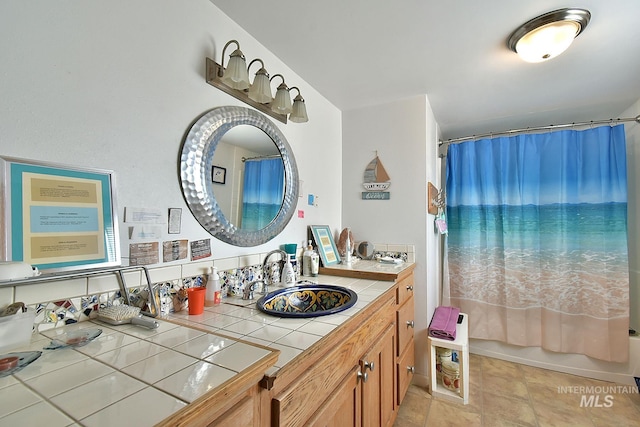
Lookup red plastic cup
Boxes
[187,287,206,315]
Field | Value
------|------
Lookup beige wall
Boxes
[342,95,441,386]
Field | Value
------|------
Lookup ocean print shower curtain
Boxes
[445,125,629,362]
[241,158,285,231]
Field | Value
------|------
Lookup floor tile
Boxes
[393,354,640,427]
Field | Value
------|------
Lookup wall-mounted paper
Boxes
[190,239,211,261]
[124,207,166,224]
[129,225,163,240]
[163,240,188,262]
[129,242,159,266]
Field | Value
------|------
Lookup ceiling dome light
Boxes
[508,8,590,63]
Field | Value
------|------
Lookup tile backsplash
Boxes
[0,242,414,336]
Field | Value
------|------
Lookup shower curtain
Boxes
[241,158,284,231]
[444,125,629,362]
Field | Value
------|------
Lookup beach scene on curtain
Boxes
[241,158,285,231]
[445,125,629,362]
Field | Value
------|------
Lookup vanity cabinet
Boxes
[305,324,396,427]
[163,264,416,427]
[395,271,415,404]
[360,323,396,427]
[265,266,416,427]
[269,292,397,427]
[157,355,275,427]
[306,365,362,427]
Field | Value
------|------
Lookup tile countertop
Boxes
[0,261,414,426]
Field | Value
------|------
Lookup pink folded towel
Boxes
[429,306,460,340]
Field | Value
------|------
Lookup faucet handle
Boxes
[242,285,254,300]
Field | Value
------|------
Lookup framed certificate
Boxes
[0,156,121,272]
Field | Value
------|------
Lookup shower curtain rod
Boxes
[439,114,640,147]
[241,154,281,162]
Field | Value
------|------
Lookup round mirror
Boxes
[180,106,299,247]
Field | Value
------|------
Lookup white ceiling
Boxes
[210,1,640,141]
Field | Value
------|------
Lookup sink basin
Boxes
[256,285,357,318]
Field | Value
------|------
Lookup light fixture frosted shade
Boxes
[515,21,580,63]
[290,95,308,123]
[248,69,272,104]
[272,84,292,114]
[221,49,250,90]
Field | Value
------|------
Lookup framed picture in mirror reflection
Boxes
[212,166,226,184]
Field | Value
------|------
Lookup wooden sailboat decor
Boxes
[362,153,391,200]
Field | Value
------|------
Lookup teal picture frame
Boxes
[0,156,121,273]
[310,225,341,266]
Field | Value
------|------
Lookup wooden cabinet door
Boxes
[396,274,414,306]
[397,339,415,405]
[208,392,255,427]
[397,297,415,357]
[306,365,362,427]
[360,323,396,427]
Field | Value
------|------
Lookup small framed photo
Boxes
[212,165,226,184]
[310,225,341,266]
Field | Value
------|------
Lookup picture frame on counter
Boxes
[310,225,341,266]
[0,156,121,272]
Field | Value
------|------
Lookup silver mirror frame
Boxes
[180,106,299,247]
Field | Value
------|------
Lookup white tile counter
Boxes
[0,262,413,426]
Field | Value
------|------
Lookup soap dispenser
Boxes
[344,228,353,266]
[205,267,221,306]
[303,240,314,276]
[281,254,296,287]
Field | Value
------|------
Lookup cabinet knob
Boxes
[406,285,414,291]
[406,320,415,328]
[363,360,375,372]
[407,366,415,374]
[357,370,368,383]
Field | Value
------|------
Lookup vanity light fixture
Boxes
[205,39,309,124]
[247,59,273,103]
[507,8,591,63]
[270,74,292,115]
[218,40,250,89]
[289,87,309,123]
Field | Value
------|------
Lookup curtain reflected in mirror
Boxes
[241,157,284,230]
[211,124,283,230]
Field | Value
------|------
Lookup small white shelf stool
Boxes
[428,312,469,404]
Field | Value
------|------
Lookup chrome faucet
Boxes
[241,249,288,300]
[242,280,263,300]
[262,249,288,288]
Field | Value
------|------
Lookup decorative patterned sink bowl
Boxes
[256,285,357,318]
